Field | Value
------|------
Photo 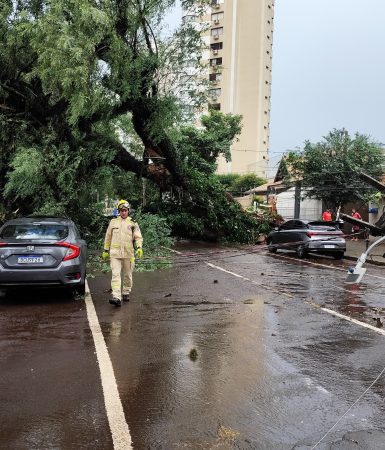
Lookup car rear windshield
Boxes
[308,222,338,231]
[0,224,68,240]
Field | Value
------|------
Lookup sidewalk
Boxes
[344,236,385,266]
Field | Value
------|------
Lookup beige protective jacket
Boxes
[103,216,143,259]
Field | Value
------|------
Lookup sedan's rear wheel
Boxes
[333,252,344,260]
[267,240,277,253]
[71,275,86,299]
[296,245,307,258]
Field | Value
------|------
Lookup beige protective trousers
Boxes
[110,258,134,300]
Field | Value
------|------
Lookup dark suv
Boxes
[0,217,87,295]
[267,219,346,259]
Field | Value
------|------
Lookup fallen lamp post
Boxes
[345,235,385,284]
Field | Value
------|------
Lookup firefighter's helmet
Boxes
[117,199,130,210]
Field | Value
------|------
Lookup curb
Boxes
[344,254,385,267]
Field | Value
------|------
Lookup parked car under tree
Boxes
[0,217,87,296]
[267,219,346,259]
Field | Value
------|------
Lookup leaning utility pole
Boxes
[340,172,385,236]
[344,172,385,284]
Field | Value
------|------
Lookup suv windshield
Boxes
[1,224,68,240]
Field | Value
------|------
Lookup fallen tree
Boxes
[0,0,264,241]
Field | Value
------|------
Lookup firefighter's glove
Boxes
[102,250,110,260]
[135,247,143,259]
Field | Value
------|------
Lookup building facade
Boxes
[183,0,274,178]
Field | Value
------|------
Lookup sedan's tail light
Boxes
[307,231,342,237]
[0,241,7,246]
[56,242,81,261]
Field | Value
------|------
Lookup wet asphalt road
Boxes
[2,244,385,449]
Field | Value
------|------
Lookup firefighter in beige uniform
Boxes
[102,200,143,307]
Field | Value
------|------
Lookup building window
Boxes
[211,0,224,5]
[209,73,222,82]
[212,12,224,22]
[182,15,196,24]
[210,57,223,66]
[211,27,224,36]
[209,88,221,98]
[211,42,223,51]
[209,103,221,111]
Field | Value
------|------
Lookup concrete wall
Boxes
[233,194,253,210]
[276,188,323,221]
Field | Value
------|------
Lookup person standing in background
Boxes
[322,209,332,221]
[351,208,362,241]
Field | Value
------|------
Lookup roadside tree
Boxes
[284,129,385,214]
[216,173,266,195]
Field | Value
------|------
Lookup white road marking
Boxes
[206,262,294,298]
[268,251,385,282]
[270,252,348,272]
[206,262,385,336]
[366,273,385,281]
[319,306,385,337]
[84,281,132,450]
[167,245,385,284]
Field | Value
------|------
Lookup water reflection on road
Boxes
[89,245,385,449]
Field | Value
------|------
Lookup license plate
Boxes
[324,245,335,249]
[17,256,44,264]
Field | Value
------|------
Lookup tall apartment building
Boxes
[183,0,274,178]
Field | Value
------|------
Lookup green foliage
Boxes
[0,0,267,245]
[132,209,173,254]
[131,209,173,272]
[368,191,383,207]
[216,174,241,190]
[177,111,243,172]
[216,173,266,194]
[152,189,260,244]
[285,129,385,212]
[164,211,205,239]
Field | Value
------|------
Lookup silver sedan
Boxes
[0,217,87,295]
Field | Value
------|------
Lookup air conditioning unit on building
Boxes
[213,35,219,40]
[214,19,219,25]
[213,49,218,55]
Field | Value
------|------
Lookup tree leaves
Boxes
[286,129,385,211]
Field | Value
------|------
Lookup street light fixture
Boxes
[345,235,385,284]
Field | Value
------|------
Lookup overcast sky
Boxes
[166,1,385,175]
[269,0,385,173]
